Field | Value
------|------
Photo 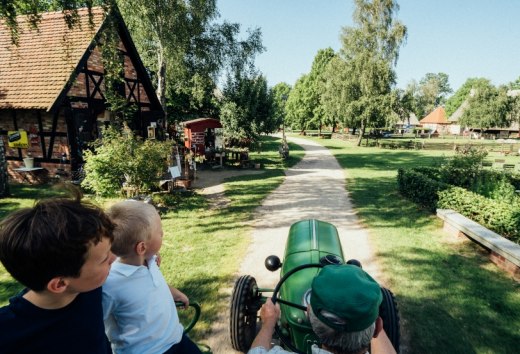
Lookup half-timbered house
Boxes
[0,7,164,183]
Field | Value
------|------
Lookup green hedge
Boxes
[438,187,520,243]
[397,168,449,212]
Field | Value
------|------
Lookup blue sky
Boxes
[217,0,520,92]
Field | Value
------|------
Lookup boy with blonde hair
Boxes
[103,200,201,354]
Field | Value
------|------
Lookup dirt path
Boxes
[205,136,381,354]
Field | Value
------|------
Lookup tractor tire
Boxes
[230,275,260,352]
[379,287,400,352]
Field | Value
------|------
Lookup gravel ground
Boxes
[201,136,382,354]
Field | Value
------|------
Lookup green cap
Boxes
[310,264,382,332]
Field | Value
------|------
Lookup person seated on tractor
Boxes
[248,265,396,354]
[102,200,202,354]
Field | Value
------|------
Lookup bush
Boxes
[438,187,520,243]
[471,170,517,202]
[438,145,487,188]
[82,127,172,197]
[397,168,450,212]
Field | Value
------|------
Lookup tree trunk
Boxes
[356,121,366,146]
[156,48,167,124]
[0,138,9,198]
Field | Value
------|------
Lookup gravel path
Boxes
[205,136,381,354]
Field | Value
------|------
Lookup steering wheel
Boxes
[270,263,324,353]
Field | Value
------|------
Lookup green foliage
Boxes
[459,79,510,129]
[82,127,171,196]
[117,0,264,120]
[285,74,312,132]
[270,82,292,129]
[321,57,352,129]
[330,0,407,145]
[397,168,449,212]
[417,72,452,115]
[444,77,489,117]
[397,146,520,242]
[306,48,336,130]
[472,170,518,202]
[285,49,336,133]
[438,145,487,188]
[220,74,274,144]
[438,187,520,243]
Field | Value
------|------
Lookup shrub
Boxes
[471,170,518,202]
[397,168,450,212]
[438,145,487,188]
[82,127,172,197]
[438,187,520,243]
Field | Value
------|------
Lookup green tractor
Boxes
[230,219,400,354]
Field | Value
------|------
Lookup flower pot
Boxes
[23,157,34,169]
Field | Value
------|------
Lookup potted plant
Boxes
[23,153,34,169]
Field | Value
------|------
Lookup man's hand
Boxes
[249,298,281,351]
[259,298,280,330]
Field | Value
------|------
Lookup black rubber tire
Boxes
[230,275,260,352]
[379,287,400,352]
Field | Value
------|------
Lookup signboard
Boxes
[169,166,181,179]
[191,132,205,145]
[8,130,29,148]
[147,126,156,139]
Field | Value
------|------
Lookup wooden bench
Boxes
[481,160,493,168]
[503,164,515,171]
[493,158,505,169]
[437,209,520,281]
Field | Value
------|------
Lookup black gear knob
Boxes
[265,255,282,271]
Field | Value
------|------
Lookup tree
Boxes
[417,72,452,116]
[220,74,274,145]
[321,56,354,132]
[271,82,292,132]
[393,87,415,125]
[285,74,313,133]
[445,77,489,117]
[506,77,520,136]
[116,0,264,121]
[459,80,510,132]
[115,1,214,112]
[306,48,336,133]
[331,0,406,145]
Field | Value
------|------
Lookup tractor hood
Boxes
[279,219,345,346]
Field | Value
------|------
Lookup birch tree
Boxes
[325,0,406,145]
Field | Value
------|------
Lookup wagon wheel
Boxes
[230,275,262,352]
[379,287,400,352]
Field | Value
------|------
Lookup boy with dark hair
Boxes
[0,195,117,354]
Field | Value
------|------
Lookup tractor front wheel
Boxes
[230,275,261,352]
[379,287,400,352]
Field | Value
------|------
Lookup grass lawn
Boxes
[0,135,305,344]
[312,137,520,354]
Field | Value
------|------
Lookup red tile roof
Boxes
[420,106,448,124]
[0,7,105,110]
